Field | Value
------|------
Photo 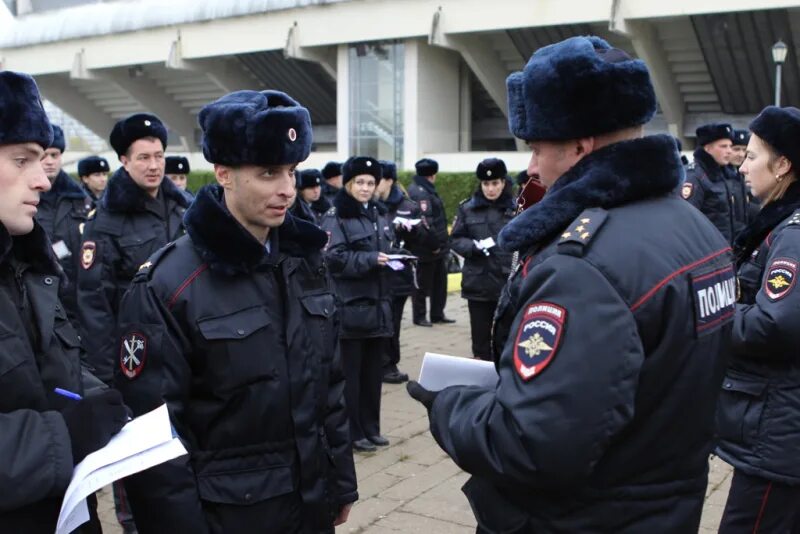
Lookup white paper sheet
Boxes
[393,217,422,231]
[386,254,418,261]
[56,404,188,534]
[418,352,499,391]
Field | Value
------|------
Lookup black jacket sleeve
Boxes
[450,204,480,258]
[320,215,379,278]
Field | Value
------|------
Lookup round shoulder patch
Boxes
[681,182,693,200]
[764,258,797,301]
[513,302,566,381]
[120,332,148,379]
[420,200,429,213]
[80,241,97,270]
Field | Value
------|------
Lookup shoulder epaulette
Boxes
[787,209,800,227]
[133,241,178,282]
[459,198,470,206]
[557,207,609,257]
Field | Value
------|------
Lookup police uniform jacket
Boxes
[114,185,357,533]
[683,148,740,243]
[407,175,449,261]
[724,164,751,238]
[427,136,733,533]
[377,184,436,298]
[0,223,103,533]
[310,196,332,224]
[450,188,515,302]
[716,181,800,486]
[35,170,92,323]
[321,181,340,205]
[320,189,398,339]
[76,169,189,383]
[81,183,100,207]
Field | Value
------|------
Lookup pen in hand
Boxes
[54,388,82,401]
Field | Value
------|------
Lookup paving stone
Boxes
[379,458,462,502]
[400,471,475,527]
[337,497,404,533]
[371,511,473,533]
[358,471,403,500]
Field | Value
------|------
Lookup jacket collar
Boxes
[692,147,725,181]
[184,184,327,275]
[471,186,515,210]
[333,188,378,220]
[499,134,682,252]
[733,181,800,265]
[41,170,86,202]
[381,184,405,210]
[413,174,437,195]
[102,167,189,213]
[0,222,62,275]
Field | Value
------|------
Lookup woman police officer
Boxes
[716,106,800,532]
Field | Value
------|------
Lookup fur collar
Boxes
[498,134,682,252]
[42,170,86,202]
[311,195,331,214]
[102,167,190,213]
[82,182,100,202]
[470,186,515,210]
[412,174,438,195]
[333,188,378,220]
[692,148,725,182]
[184,184,327,275]
[381,184,406,210]
[0,222,63,275]
[732,181,800,266]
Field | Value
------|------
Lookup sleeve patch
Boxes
[80,241,97,270]
[682,182,693,199]
[513,302,566,381]
[764,258,797,301]
[691,265,736,336]
[419,200,429,213]
[119,331,148,379]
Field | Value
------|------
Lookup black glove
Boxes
[406,381,438,410]
[61,389,129,464]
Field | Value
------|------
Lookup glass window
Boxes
[349,42,404,161]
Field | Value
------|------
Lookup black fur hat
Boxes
[732,129,751,147]
[515,170,529,186]
[0,71,53,149]
[379,160,398,181]
[165,155,190,175]
[49,124,66,152]
[506,36,656,141]
[695,123,733,146]
[297,169,323,189]
[321,161,342,180]
[199,90,312,166]
[750,106,800,172]
[110,113,168,157]
[415,158,438,177]
[342,156,382,184]
[476,158,507,181]
[77,155,109,177]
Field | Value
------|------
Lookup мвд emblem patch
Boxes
[513,302,566,381]
[764,258,797,301]
[682,182,693,200]
[80,241,96,270]
[119,332,147,379]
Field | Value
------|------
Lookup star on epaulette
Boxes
[788,211,800,226]
[557,208,609,256]
[138,261,153,272]
[87,208,97,219]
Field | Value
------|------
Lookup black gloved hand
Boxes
[406,381,438,410]
[61,389,129,464]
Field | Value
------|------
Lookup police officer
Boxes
[35,124,94,323]
[77,113,190,383]
[450,158,515,360]
[407,36,733,532]
[732,128,762,222]
[321,161,342,204]
[321,156,399,452]
[683,122,741,242]
[375,160,435,383]
[724,128,751,239]
[0,70,127,534]
[115,90,357,533]
[164,155,193,199]
[408,158,454,326]
[716,106,800,533]
[296,168,331,223]
[77,155,110,204]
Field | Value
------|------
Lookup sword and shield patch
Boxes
[513,302,566,381]
[764,258,797,301]
[120,332,147,379]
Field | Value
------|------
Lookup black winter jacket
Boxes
[0,223,103,533]
[716,181,800,486]
[115,185,357,533]
[77,170,189,382]
[724,164,751,238]
[35,171,93,323]
[684,148,741,243]
[407,175,449,261]
[450,188,515,302]
[428,136,733,533]
[320,190,398,339]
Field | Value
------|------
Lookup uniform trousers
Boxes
[340,337,386,442]
[467,300,497,360]
[719,469,800,533]
[383,295,408,370]
[412,257,448,322]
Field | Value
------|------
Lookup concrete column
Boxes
[336,44,350,159]
[403,40,420,170]
[459,62,472,152]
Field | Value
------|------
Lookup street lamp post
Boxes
[772,40,788,107]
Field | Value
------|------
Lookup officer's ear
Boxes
[215,164,233,188]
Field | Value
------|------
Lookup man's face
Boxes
[300,185,321,203]
[528,140,583,189]
[121,138,165,196]
[167,174,188,191]
[217,163,297,241]
[41,147,63,183]
[326,175,343,189]
[730,145,747,167]
[82,171,108,197]
[705,139,733,166]
[0,143,51,236]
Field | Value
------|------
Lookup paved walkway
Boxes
[97,296,733,533]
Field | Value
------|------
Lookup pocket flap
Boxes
[300,293,335,318]
[197,307,270,340]
[197,465,294,505]
[721,376,768,396]
[118,230,157,248]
